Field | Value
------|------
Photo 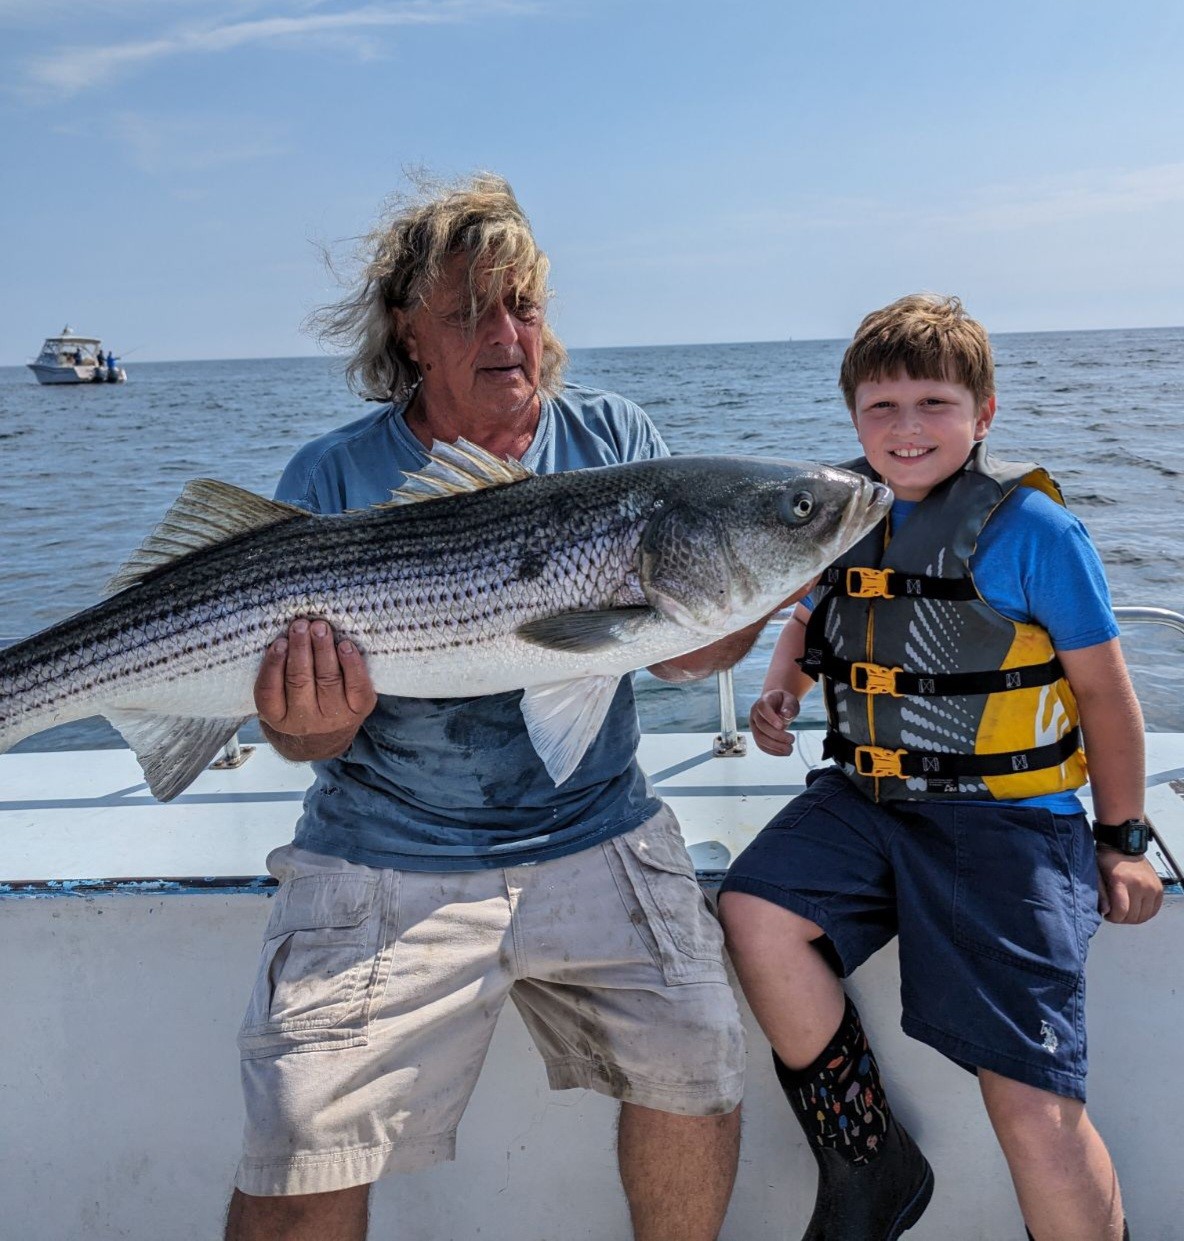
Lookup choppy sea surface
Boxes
[2,326,1182,752]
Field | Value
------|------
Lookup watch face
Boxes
[1125,824,1150,854]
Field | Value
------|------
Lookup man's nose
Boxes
[482,301,519,346]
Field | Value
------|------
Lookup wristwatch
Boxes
[1091,818,1151,856]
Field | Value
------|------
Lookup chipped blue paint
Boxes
[0,875,278,899]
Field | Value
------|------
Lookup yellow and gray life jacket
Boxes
[800,442,1087,802]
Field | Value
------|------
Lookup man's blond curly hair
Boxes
[311,171,567,403]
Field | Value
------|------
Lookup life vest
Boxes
[800,442,1087,802]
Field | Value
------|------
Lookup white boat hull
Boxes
[27,362,127,385]
[1,732,1181,1238]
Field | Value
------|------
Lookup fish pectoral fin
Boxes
[516,607,659,653]
[379,437,534,506]
[105,481,306,596]
[106,710,249,802]
[519,676,621,787]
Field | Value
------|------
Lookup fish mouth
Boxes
[838,477,892,544]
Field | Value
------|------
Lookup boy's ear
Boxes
[973,395,997,442]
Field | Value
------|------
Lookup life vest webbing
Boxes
[823,728,1081,781]
[819,566,980,601]
[805,652,1066,697]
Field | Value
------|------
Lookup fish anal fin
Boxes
[516,607,659,654]
[519,676,621,786]
[380,437,534,507]
[106,709,249,802]
[106,480,305,596]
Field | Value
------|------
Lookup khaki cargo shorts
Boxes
[234,805,745,1196]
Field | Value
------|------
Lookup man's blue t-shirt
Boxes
[808,489,1120,814]
[274,385,668,871]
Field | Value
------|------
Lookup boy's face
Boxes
[850,372,996,501]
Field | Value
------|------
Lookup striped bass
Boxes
[0,441,891,800]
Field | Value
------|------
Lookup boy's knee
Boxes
[980,1070,1087,1144]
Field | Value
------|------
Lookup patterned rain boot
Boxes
[775,996,933,1240]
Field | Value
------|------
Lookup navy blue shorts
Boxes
[720,768,1102,1099]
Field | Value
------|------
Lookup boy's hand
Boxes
[1095,849,1164,925]
[749,689,801,757]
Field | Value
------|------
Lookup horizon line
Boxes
[1,322,1180,369]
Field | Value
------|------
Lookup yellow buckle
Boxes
[849,662,903,696]
[846,568,894,598]
[854,745,907,778]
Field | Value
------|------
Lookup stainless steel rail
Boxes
[1113,606,1184,635]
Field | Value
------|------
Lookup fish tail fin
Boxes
[106,710,250,802]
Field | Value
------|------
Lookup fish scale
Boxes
[1,449,892,799]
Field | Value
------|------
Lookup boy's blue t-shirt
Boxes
[807,489,1120,814]
[273,384,669,871]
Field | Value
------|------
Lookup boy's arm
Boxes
[748,603,818,757]
[1059,638,1163,926]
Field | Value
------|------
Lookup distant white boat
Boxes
[28,325,127,385]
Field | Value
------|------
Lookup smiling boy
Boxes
[718,294,1162,1240]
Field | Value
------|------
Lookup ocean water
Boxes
[2,326,1182,752]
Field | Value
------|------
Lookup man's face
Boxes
[398,253,544,421]
[851,372,995,501]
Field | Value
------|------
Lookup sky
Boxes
[2,0,1182,364]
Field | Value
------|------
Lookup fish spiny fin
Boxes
[381,437,533,506]
[105,480,306,595]
[519,675,621,786]
[106,710,249,802]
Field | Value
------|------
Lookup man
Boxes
[225,173,777,1241]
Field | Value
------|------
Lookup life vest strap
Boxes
[820,566,980,601]
[804,654,1067,697]
[824,728,1082,781]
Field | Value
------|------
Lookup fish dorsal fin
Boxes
[381,437,533,506]
[105,479,305,595]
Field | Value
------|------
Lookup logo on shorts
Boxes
[1039,1021,1059,1054]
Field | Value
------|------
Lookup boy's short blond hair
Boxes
[838,294,995,410]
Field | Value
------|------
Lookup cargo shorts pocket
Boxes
[951,808,1096,989]
[238,872,385,1058]
[607,816,727,985]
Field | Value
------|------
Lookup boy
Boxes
[718,294,1163,1241]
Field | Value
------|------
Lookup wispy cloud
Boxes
[734,163,1184,238]
[23,1,534,96]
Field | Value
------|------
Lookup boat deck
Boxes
[2,729,1182,893]
[2,733,1182,1239]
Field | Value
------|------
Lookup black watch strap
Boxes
[1092,818,1151,856]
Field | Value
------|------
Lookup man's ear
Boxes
[394,310,418,363]
[974,395,997,441]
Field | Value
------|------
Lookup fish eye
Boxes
[791,491,815,520]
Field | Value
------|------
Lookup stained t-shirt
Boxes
[274,385,668,870]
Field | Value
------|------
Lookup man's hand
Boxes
[1096,848,1164,925]
[254,619,377,761]
[749,689,801,757]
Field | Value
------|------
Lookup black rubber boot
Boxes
[774,999,934,1240]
